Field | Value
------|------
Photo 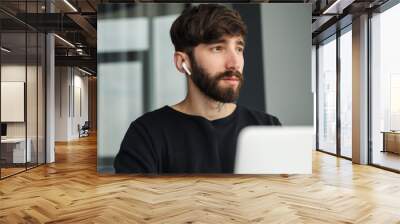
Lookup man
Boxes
[114,4,281,174]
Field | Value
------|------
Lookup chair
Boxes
[79,121,90,138]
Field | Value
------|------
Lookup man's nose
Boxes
[225,49,242,71]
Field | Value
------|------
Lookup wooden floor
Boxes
[1,163,44,178]
[1,134,400,223]
[1,167,26,178]
[373,151,400,171]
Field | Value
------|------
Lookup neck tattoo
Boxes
[217,102,224,112]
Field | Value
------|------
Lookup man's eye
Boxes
[211,46,223,52]
[237,47,244,52]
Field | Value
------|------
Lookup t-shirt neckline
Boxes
[165,105,239,125]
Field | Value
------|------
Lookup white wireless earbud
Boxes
[182,62,191,76]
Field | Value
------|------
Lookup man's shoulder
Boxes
[237,105,281,125]
[138,106,170,120]
[130,106,171,128]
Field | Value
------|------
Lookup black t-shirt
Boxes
[114,105,281,174]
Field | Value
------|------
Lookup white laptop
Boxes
[235,126,313,174]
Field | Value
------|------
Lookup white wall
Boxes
[72,73,89,138]
[1,66,26,135]
[1,65,36,137]
[55,67,89,141]
[55,66,69,141]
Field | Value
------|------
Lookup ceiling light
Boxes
[1,47,11,53]
[54,34,75,48]
[63,0,78,12]
[78,67,92,76]
[322,0,343,14]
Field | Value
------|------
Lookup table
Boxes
[1,138,32,163]
[381,131,400,154]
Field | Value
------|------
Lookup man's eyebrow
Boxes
[208,39,227,45]
[237,40,245,47]
[207,39,246,47]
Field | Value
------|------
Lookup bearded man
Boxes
[114,4,281,173]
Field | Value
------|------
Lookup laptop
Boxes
[234,126,314,174]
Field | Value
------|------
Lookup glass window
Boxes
[0,1,46,179]
[318,35,337,155]
[1,7,28,177]
[339,28,352,158]
[371,3,400,171]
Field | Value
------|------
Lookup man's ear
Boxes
[174,51,191,75]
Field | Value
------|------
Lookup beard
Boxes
[190,60,244,103]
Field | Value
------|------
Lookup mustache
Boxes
[215,70,243,81]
